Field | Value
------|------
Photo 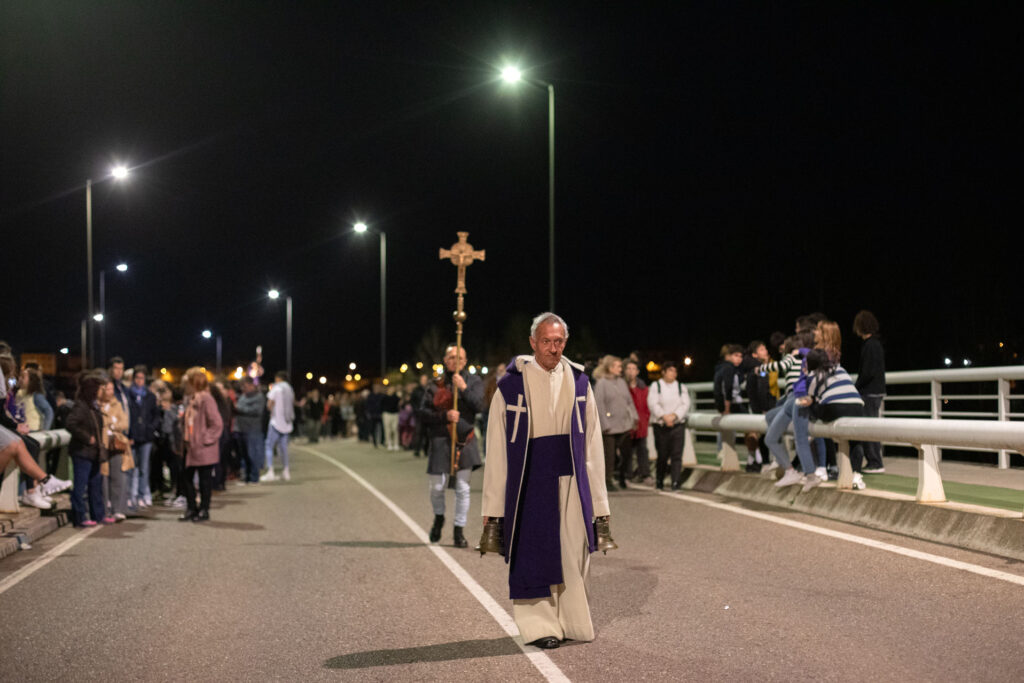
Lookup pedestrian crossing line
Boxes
[294,445,570,683]
[645,486,1024,587]
[0,524,102,597]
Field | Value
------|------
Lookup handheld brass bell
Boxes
[475,517,505,556]
[594,516,618,554]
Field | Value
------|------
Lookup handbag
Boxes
[121,449,135,471]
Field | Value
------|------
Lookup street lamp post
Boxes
[354,222,386,378]
[501,67,555,311]
[98,262,128,367]
[85,165,129,368]
[268,290,293,380]
[201,329,223,376]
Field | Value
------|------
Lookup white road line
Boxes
[656,488,1024,587]
[295,445,569,683]
[0,524,102,597]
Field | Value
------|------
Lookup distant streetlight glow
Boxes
[202,329,212,339]
[501,66,522,83]
[59,347,70,355]
[305,372,314,380]
[111,165,129,180]
[400,363,408,373]
[469,366,477,375]
[415,361,423,370]
[684,356,693,367]
[963,358,972,367]
[345,374,353,381]
[349,362,357,370]
[268,289,280,300]
[319,376,327,385]
[353,221,368,233]
[481,366,489,375]
[116,263,128,272]
[944,357,952,367]
[93,313,104,322]
[354,373,361,381]
[382,378,389,386]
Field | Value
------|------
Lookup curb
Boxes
[1,501,72,560]
[681,469,1024,561]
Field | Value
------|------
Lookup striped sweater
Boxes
[806,366,864,406]
[759,354,802,397]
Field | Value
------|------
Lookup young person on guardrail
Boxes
[852,310,886,473]
[762,333,818,489]
[796,349,866,490]
[0,353,72,510]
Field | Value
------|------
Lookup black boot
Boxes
[452,525,468,548]
[429,515,444,543]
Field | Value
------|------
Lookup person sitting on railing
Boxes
[796,349,866,490]
[744,341,774,472]
[764,333,818,489]
[807,320,844,483]
[12,365,54,507]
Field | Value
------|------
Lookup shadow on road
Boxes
[324,637,521,669]
[321,540,423,549]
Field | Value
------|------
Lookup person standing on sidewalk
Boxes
[593,355,638,491]
[853,310,886,473]
[419,344,483,548]
[181,367,223,522]
[380,386,400,451]
[647,361,691,490]
[262,371,295,482]
[127,366,160,509]
[624,359,652,485]
[235,376,266,483]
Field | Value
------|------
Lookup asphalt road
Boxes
[2,438,1022,682]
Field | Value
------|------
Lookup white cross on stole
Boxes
[575,395,586,433]
[507,393,527,443]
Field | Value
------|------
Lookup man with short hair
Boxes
[235,376,266,483]
[261,371,295,482]
[128,365,160,508]
[647,361,692,490]
[419,344,484,548]
[482,313,613,649]
[623,359,652,484]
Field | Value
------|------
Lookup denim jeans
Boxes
[70,455,104,525]
[129,441,153,502]
[429,469,472,527]
[764,395,814,472]
[244,431,264,481]
[265,425,290,470]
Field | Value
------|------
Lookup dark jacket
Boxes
[418,371,484,474]
[746,364,776,414]
[66,399,106,462]
[855,336,886,396]
[235,391,266,433]
[128,387,160,443]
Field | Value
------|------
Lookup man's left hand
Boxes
[447,409,460,424]
[452,374,467,391]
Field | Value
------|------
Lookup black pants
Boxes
[653,423,685,487]
[183,464,214,513]
[821,403,864,472]
[627,435,650,479]
[852,394,884,469]
[602,432,631,485]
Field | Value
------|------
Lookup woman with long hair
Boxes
[181,367,223,522]
[65,374,108,526]
[593,354,638,491]
[100,377,131,522]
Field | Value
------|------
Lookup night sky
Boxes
[2,3,1021,381]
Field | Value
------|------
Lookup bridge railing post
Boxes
[930,379,942,462]
[916,443,947,502]
[997,378,1010,469]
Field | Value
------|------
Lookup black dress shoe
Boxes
[178,512,196,522]
[193,510,210,522]
[528,636,560,649]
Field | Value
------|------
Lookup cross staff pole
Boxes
[438,232,485,477]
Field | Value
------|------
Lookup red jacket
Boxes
[628,383,650,438]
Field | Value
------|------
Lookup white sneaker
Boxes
[801,474,823,493]
[39,475,73,496]
[113,513,126,521]
[143,495,152,507]
[260,469,276,483]
[814,467,828,482]
[170,496,187,509]
[137,498,149,509]
[852,472,867,490]
[20,488,53,510]
[282,467,291,482]
[774,469,803,487]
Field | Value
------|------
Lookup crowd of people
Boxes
[1,308,885,530]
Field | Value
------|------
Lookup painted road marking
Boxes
[295,445,569,683]
[0,524,102,597]
[653,488,1024,587]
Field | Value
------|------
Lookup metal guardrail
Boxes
[685,365,1024,468]
[0,429,72,514]
[685,412,1024,515]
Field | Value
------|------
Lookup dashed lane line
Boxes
[0,524,102,597]
[293,445,569,683]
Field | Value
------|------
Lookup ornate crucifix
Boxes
[438,231,485,475]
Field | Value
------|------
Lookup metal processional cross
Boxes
[438,232,485,475]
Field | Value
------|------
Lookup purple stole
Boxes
[497,359,596,599]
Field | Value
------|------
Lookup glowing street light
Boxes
[352,220,387,377]
[111,165,129,180]
[86,164,131,368]
[944,357,953,367]
[115,262,128,272]
[349,362,357,370]
[202,329,212,339]
[353,221,368,233]
[684,356,693,367]
[305,372,314,380]
[93,313,104,322]
[499,62,556,311]
[267,289,293,379]
[200,330,222,375]
[59,347,70,355]
[319,376,327,385]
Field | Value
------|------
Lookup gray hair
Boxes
[530,312,570,339]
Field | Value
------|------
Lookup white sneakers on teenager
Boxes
[852,472,867,490]
[260,469,276,483]
[814,467,828,482]
[39,475,73,496]
[774,468,803,488]
[801,474,823,493]
[20,488,52,509]
[282,467,291,482]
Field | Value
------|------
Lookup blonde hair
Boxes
[183,367,209,393]
[593,354,622,380]
[816,320,842,362]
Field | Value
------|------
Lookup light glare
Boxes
[202,329,212,339]
[59,347,70,355]
[501,66,522,83]
[111,165,129,179]
[319,376,327,385]
[93,313,104,322]
[354,222,368,233]
[268,289,280,299]
[116,263,128,272]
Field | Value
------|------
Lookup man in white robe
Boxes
[481,312,611,649]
